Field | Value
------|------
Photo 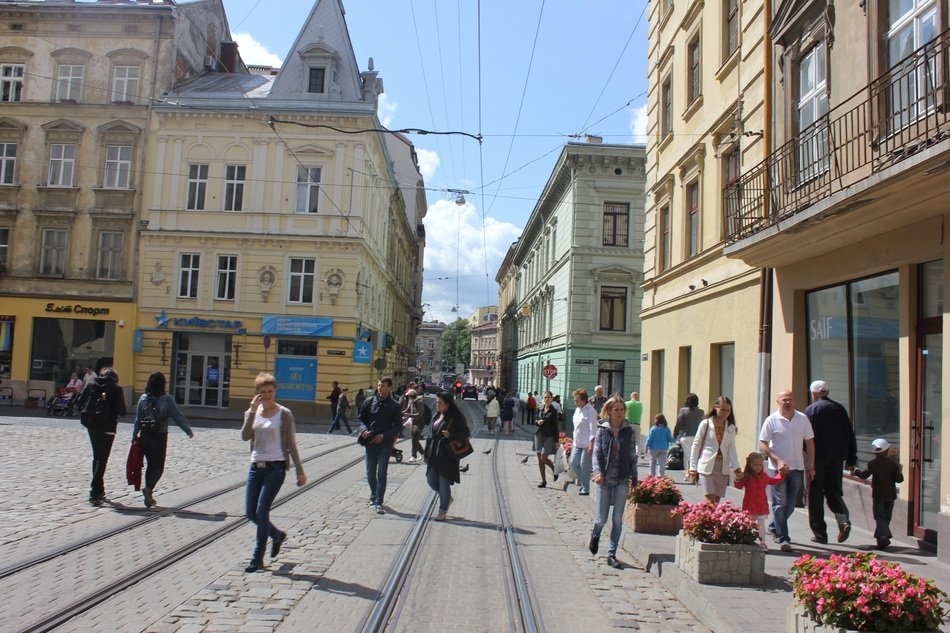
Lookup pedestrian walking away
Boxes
[76,366,127,505]
[570,388,597,495]
[523,391,537,425]
[758,389,816,552]
[485,393,500,434]
[734,452,784,550]
[688,396,742,504]
[625,391,644,457]
[534,391,560,488]
[241,373,307,573]
[131,371,194,508]
[329,387,353,434]
[326,380,342,424]
[673,393,704,482]
[588,395,637,569]
[805,379,857,544]
[500,392,516,435]
[852,438,904,549]
[357,376,402,513]
[645,413,675,476]
[425,391,471,520]
[404,389,429,462]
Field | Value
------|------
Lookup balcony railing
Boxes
[724,28,950,243]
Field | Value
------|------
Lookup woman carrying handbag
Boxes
[424,391,471,521]
[688,395,742,504]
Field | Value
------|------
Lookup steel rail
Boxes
[17,451,367,633]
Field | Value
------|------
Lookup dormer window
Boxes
[308,67,326,94]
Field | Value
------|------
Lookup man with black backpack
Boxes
[76,367,127,505]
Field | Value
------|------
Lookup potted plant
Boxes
[672,500,765,585]
[623,475,684,534]
[788,553,948,633]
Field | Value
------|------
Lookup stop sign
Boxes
[542,364,558,379]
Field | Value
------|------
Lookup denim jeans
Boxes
[330,410,352,434]
[87,429,116,499]
[592,480,629,556]
[426,466,452,512]
[364,440,392,506]
[570,446,592,493]
[649,449,668,476]
[138,431,168,490]
[245,462,286,562]
[768,469,804,544]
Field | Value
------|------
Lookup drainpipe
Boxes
[755,2,774,437]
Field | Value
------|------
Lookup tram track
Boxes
[0,440,356,581]
[15,444,369,633]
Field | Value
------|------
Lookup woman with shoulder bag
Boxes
[688,395,742,504]
[131,371,194,508]
[534,391,560,488]
[241,373,307,572]
[424,391,470,521]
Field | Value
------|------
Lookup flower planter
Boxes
[785,604,935,633]
[674,533,765,585]
[623,502,682,534]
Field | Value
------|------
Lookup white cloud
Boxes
[422,199,522,323]
[377,93,397,128]
[630,103,648,143]
[415,148,440,183]
[234,32,283,68]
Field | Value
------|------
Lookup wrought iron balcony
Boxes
[724,28,950,244]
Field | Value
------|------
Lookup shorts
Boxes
[700,470,729,497]
[533,434,556,456]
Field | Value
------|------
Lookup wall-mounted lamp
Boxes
[701,279,709,286]
[688,284,696,291]
[159,340,169,364]
[232,344,242,368]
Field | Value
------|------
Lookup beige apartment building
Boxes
[469,320,498,387]
[723,1,950,556]
[641,0,768,461]
[0,0,228,401]
[136,0,423,414]
[496,245,519,391]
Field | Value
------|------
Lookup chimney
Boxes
[585,135,603,144]
[219,41,238,73]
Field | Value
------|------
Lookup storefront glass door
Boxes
[173,333,230,408]
[915,331,941,538]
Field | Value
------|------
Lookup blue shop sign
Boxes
[154,309,244,332]
[275,357,317,401]
[262,315,333,337]
[353,341,373,364]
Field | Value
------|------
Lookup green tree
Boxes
[441,318,472,372]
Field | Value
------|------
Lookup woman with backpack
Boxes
[132,371,194,508]
[78,366,127,505]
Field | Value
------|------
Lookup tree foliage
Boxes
[441,318,472,371]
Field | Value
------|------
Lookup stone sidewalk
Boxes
[618,466,950,633]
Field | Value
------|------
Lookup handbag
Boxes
[446,415,473,458]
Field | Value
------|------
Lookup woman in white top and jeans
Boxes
[241,373,307,572]
[570,388,597,496]
[688,395,741,504]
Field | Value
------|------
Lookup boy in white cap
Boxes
[851,438,903,549]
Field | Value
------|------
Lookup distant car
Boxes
[461,385,478,400]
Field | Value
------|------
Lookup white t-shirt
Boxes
[758,408,814,471]
[573,403,597,449]
[251,409,284,462]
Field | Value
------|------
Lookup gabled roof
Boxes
[268,0,366,103]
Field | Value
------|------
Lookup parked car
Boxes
[461,385,479,400]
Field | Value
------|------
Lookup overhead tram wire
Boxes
[409,0,450,182]
[575,0,649,137]
[432,0,459,187]
[483,0,546,219]
[457,0,469,179]
[477,0,491,306]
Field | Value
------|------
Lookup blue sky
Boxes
[222,0,649,323]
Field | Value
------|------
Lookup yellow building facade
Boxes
[640,0,768,460]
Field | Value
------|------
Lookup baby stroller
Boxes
[46,388,77,417]
[666,443,685,470]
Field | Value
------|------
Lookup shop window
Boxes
[224,164,245,211]
[0,143,15,184]
[806,271,899,463]
[288,257,315,303]
[0,317,12,378]
[186,163,208,210]
[48,144,75,187]
[40,229,67,276]
[103,145,132,189]
[603,202,629,246]
[714,342,735,400]
[295,166,320,213]
[30,317,115,385]
[599,286,627,331]
[0,64,24,102]
[178,253,200,298]
[97,231,124,280]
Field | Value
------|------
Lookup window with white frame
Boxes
[887,0,938,130]
[797,40,829,181]
[97,232,124,280]
[0,227,8,270]
[723,148,741,236]
[111,66,139,103]
[599,286,627,331]
[603,202,630,246]
[0,64,24,102]
[661,77,673,138]
[687,181,700,257]
[40,229,67,276]
[48,144,76,187]
[295,167,321,213]
[687,36,701,103]
[103,145,132,189]
[308,67,326,93]
[224,165,245,211]
[55,64,83,102]
[288,257,315,303]
[186,164,209,210]
[216,255,237,300]
[178,253,200,298]
[725,0,739,59]
[0,143,15,185]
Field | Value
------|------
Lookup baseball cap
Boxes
[406,389,418,398]
[871,438,890,453]
[809,380,829,393]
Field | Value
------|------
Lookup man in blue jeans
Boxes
[758,389,816,552]
[357,377,402,514]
